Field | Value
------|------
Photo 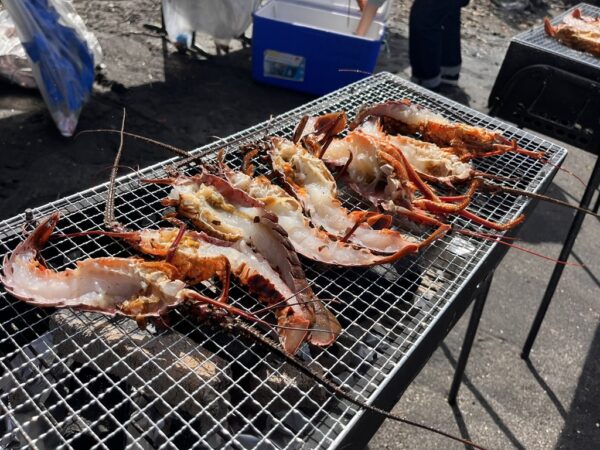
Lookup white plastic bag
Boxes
[162,0,261,48]
[2,0,102,136]
[0,10,36,88]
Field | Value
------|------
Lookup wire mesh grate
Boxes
[0,72,566,449]
[515,2,600,68]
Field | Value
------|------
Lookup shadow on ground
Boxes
[0,46,311,220]
[442,322,600,450]
[555,323,600,449]
[441,343,527,450]
[515,182,574,244]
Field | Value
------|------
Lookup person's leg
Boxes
[409,0,453,89]
[440,0,463,86]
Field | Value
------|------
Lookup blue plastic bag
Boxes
[2,0,102,136]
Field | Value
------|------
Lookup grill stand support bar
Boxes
[521,155,600,359]
[447,273,493,405]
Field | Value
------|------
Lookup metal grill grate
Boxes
[515,2,600,68]
[0,73,567,449]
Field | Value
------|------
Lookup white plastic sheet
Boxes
[162,0,261,48]
[0,10,36,88]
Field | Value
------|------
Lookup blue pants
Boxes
[409,0,465,86]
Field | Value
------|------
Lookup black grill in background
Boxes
[489,3,600,361]
[489,2,600,154]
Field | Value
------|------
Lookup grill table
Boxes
[0,73,566,449]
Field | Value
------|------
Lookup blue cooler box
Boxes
[252,0,388,95]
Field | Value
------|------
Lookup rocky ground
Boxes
[0,1,598,449]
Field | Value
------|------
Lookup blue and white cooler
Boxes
[252,0,390,95]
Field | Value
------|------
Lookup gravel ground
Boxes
[0,1,598,449]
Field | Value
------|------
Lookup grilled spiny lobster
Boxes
[545,8,600,58]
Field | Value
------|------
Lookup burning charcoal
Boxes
[244,354,330,446]
[127,392,228,449]
[0,333,72,449]
[60,414,97,448]
[49,310,232,430]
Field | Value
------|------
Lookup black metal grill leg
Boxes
[521,156,600,360]
[448,274,494,405]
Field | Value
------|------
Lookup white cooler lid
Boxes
[278,0,391,22]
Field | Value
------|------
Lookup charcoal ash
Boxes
[0,332,64,449]
[48,310,233,448]
[0,309,237,448]
[249,354,328,409]
[50,310,231,416]
[46,366,133,448]
[224,350,332,449]
[235,433,282,450]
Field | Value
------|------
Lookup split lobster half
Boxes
[144,171,343,351]
[294,110,525,232]
[351,99,544,161]
[0,214,488,450]
[0,213,231,322]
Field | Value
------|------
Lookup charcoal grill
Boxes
[488,3,600,358]
[489,2,600,153]
[0,72,566,449]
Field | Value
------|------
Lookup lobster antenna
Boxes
[456,229,584,267]
[480,182,599,218]
[254,298,342,315]
[232,320,488,450]
[77,129,191,158]
[104,109,127,229]
[242,147,260,176]
[263,114,274,139]
[77,128,274,169]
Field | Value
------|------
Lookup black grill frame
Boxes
[0,72,567,449]
[516,2,600,69]
[489,2,600,153]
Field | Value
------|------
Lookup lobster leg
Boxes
[364,212,393,229]
[439,194,469,202]
[459,210,525,231]
[544,18,557,37]
[458,145,514,162]
[341,212,369,243]
[373,224,448,265]
[413,180,480,214]
[389,206,448,228]
[185,280,270,331]
[165,222,187,264]
[342,211,394,242]
[316,113,347,159]
[459,142,544,162]
[242,147,260,176]
[293,115,310,144]
[334,150,354,182]
[382,145,442,202]
[416,223,450,250]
